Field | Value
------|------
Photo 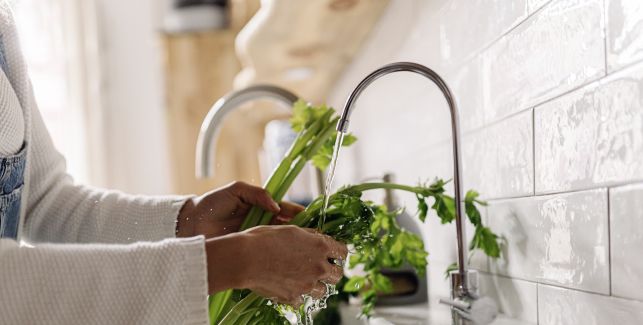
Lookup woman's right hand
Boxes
[205,225,348,306]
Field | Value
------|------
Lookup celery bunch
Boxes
[208,102,500,324]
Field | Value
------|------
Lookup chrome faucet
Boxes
[336,62,497,324]
[195,85,299,179]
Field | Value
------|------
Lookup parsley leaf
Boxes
[310,133,358,171]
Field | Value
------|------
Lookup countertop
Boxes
[339,303,534,325]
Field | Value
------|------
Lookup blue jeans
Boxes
[0,144,26,239]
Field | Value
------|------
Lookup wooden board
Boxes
[162,31,248,194]
[235,0,390,103]
[162,0,389,194]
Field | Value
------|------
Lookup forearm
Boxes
[205,233,250,294]
[24,180,192,244]
[23,99,194,244]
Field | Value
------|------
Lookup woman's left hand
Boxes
[176,181,305,238]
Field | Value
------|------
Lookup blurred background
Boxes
[11,0,643,322]
[12,0,259,195]
[11,0,392,199]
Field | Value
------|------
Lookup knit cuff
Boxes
[149,195,197,241]
[178,235,209,325]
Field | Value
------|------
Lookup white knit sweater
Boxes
[0,3,209,324]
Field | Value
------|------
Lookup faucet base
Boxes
[450,269,479,300]
[449,269,479,325]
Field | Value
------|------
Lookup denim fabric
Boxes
[0,144,26,239]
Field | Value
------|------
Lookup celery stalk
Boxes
[256,120,338,225]
[239,110,334,230]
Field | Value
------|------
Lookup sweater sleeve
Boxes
[22,102,191,244]
[0,236,209,325]
[0,0,189,244]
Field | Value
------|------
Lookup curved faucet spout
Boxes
[336,62,470,297]
[196,85,299,178]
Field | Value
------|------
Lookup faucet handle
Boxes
[439,296,498,325]
[439,297,470,310]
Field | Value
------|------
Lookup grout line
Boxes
[462,176,643,204]
[533,178,643,197]
[441,0,643,135]
[394,106,535,156]
[474,69,605,138]
[532,107,537,196]
[484,186,607,203]
[480,269,616,298]
[604,54,643,76]
[451,0,558,72]
[498,74,601,122]
[536,283,540,325]
[528,0,554,17]
[437,0,536,76]
[445,34,643,145]
[535,282,643,303]
[484,187,605,204]
[482,50,643,131]
[603,0,610,76]
[607,187,613,296]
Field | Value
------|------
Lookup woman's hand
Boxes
[205,225,348,306]
[176,181,304,238]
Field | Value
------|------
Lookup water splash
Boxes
[280,283,338,325]
[321,131,345,229]
[280,132,344,324]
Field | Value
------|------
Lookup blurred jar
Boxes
[163,0,228,33]
[260,119,316,206]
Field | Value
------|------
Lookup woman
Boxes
[0,2,347,324]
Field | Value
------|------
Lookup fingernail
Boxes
[271,200,280,212]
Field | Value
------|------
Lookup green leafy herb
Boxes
[444,262,458,279]
[311,133,357,171]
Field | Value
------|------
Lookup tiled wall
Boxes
[327,0,643,323]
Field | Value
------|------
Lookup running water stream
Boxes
[280,283,338,325]
[320,131,346,229]
[285,131,345,325]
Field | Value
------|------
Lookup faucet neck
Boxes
[336,62,470,297]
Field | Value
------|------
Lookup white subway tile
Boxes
[610,183,643,301]
[336,71,446,180]
[447,57,485,132]
[467,205,491,273]
[463,110,534,200]
[426,261,455,300]
[394,3,445,70]
[483,0,605,123]
[479,274,538,324]
[535,63,643,194]
[538,284,643,325]
[487,190,610,294]
[438,0,528,65]
[527,0,551,14]
[390,148,493,275]
[607,0,643,72]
